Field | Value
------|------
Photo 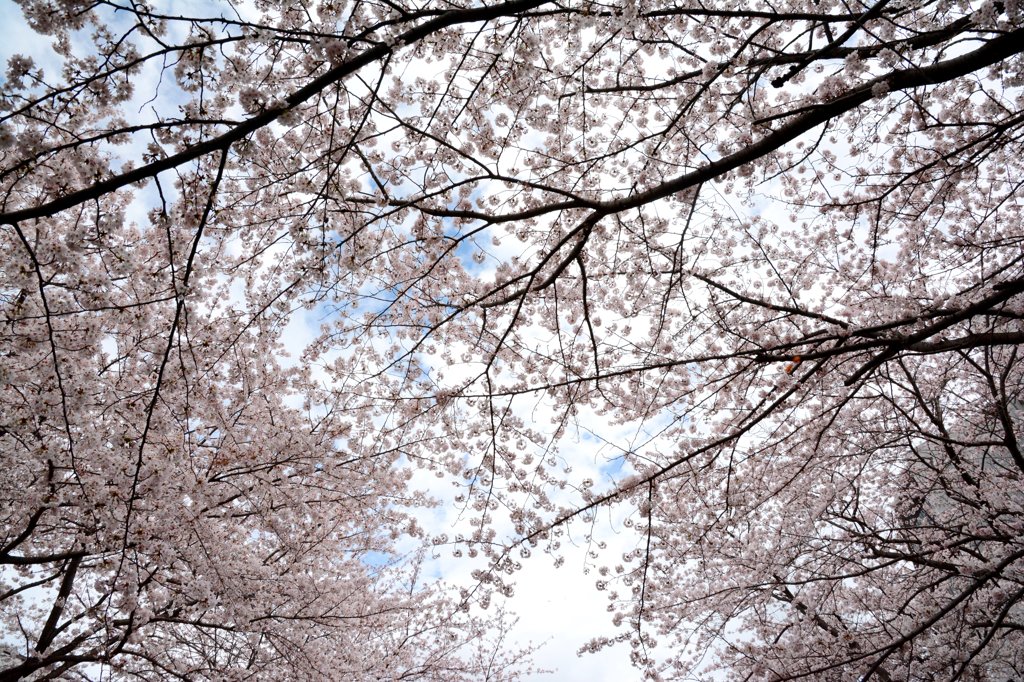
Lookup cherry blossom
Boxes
[2,0,1024,679]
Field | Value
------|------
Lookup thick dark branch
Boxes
[601,28,1024,214]
[845,277,1024,385]
[0,550,87,566]
[35,555,82,653]
[906,331,1024,354]
[0,0,551,225]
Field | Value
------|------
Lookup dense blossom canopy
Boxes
[2,0,1024,679]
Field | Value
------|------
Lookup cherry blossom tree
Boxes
[2,0,1024,679]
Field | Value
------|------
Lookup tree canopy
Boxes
[2,0,1024,679]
